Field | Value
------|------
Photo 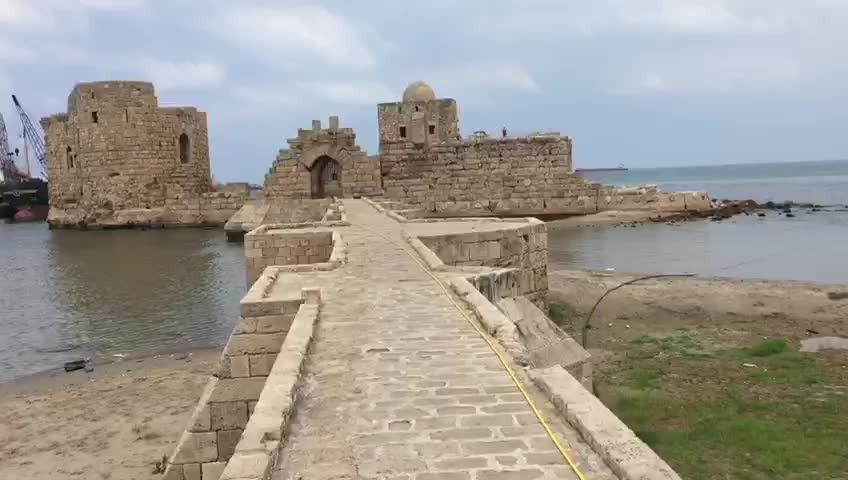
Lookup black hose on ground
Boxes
[581,273,696,348]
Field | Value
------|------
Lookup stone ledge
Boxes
[164,289,321,480]
[219,300,320,480]
[244,226,347,287]
[448,277,529,366]
[530,366,681,480]
[362,196,386,213]
[407,237,445,271]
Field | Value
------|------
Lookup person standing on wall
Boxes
[502,127,508,138]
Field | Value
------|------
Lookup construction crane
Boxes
[11,95,47,179]
[0,112,24,183]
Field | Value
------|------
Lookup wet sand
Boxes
[0,349,219,480]
[546,210,669,229]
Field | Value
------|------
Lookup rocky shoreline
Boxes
[605,198,848,228]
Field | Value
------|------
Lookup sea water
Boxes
[549,159,848,284]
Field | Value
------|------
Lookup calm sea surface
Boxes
[550,160,848,284]
[0,225,244,383]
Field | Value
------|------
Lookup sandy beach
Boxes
[549,269,848,359]
[0,349,220,480]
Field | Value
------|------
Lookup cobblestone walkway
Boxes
[273,200,616,480]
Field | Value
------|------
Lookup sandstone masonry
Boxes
[41,81,244,228]
[258,81,711,216]
[166,199,679,479]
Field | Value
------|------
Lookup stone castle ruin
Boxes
[256,80,711,218]
[42,81,244,228]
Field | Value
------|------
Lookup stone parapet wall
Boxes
[224,199,335,240]
[415,219,548,306]
[164,289,320,480]
[244,225,338,285]
[531,367,681,480]
[218,299,318,480]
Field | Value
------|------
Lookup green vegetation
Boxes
[548,302,581,337]
[628,332,709,358]
[744,338,789,357]
[548,303,569,324]
[603,335,848,480]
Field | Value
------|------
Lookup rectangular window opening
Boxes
[429,125,436,135]
[91,111,99,123]
[399,126,407,138]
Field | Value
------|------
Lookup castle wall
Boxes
[379,134,711,216]
[380,135,605,215]
[41,81,238,228]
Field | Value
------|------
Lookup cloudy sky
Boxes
[1,0,846,182]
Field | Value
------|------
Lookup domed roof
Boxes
[402,81,436,103]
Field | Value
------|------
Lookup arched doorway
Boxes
[311,156,342,199]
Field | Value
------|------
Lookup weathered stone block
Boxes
[302,287,321,305]
[226,333,285,356]
[183,463,201,480]
[254,314,293,333]
[220,355,249,379]
[209,377,266,403]
[201,462,227,480]
[234,316,257,334]
[216,429,243,461]
[171,431,218,464]
[189,403,211,433]
[210,401,248,431]
[249,353,278,377]
[219,452,273,480]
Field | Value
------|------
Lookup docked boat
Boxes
[0,178,48,222]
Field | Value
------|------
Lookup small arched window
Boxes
[66,146,74,169]
[178,133,190,164]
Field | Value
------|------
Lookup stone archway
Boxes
[311,156,342,199]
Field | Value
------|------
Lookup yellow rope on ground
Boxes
[356,219,587,480]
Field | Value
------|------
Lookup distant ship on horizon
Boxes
[575,164,628,173]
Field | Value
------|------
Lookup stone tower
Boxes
[41,81,211,217]
[377,81,460,146]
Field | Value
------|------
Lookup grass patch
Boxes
[631,335,659,345]
[548,302,582,337]
[745,338,789,357]
[628,332,709,358]
[625,367,665,390]
[548,303,568,324]
[603,337,848,479]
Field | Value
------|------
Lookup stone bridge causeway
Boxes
[164,200,679,480]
